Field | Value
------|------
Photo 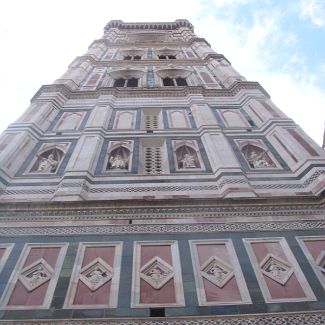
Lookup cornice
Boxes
[0,191,324,218]
[104,19,194,32]
[31,82,270,102]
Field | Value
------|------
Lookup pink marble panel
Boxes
[72,246,115,306]
[304,240,325,260]
[0,248,5,260]
[139,245,176,304]
[287,129,319,156]
[196,244,241,302]
[8,247,60,306]
[251,242,306,299]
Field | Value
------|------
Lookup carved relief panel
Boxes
[296,236,325,292]
[0,243,68,309]
[54,112,85,131]
[243,237,316,303]
[172,140,204,171]
[190,240,251,305]
[131,241,185,308]
[105,140,133,172]
[64,242,123,309]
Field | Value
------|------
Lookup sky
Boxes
[0,0,324,145]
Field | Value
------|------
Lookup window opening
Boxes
[176,77,187,86]
[126,78,138,87]
[163,77,174,86]
[114,78,126,87]
[144,147,162,174]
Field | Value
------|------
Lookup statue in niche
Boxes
[109,154,128,169]
[176,145,199,169]
[181,153,196,168]
[242,144,275,169]
[37,154,59,172]
[33,149,62,173]
[107,146,130,170]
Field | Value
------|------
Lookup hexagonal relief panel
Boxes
[19,258,54,292]
[200,256,234,288]
[140,256,174,290]
[79,257,114,291]
[260,253,294,285]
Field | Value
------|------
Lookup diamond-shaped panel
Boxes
[260,253,294,285]
[200,256,234,288]
[140,256,174,290]
[79,257,113,291]
[19,258,54,292]
[316,251,325,273]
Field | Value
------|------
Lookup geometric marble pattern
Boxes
[200,256,234,288]
[18,258,54,292]
[79,257,113,292]
[260,253,294,285]
[140,256,174,290]
[316,250,325,274]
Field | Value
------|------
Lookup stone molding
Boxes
[31,82,270,103]
[1,220,325,237]
[0,311,325,324]
[104,19,194,31]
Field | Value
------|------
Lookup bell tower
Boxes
[0,20,325,324]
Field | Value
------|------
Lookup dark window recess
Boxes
[127,78,138,87]
[163,77,187,86]
[114,78,126,87]
[114,78,138,87]
[124,55,141,60]
[176,77,187,86]
[150,308,165,317]
[158,55,176,60]
[163,77,174,86]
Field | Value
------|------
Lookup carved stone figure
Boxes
[149,267,165,280]
[266,262,286,279]
[209,263,227,280]
[109,154,128,169]
[181,153,196,168]
[37,153,59,172]
[26,266,48,286]
[248,150,271,168]
[86,267,108,285]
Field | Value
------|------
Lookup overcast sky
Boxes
[0,0,324,145]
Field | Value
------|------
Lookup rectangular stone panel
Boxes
[63,242,123,309]
[0,243,68,309]
[131,240,185,308]
[243,237,316,303]
[296,236,325,291]
[189,239,251,305]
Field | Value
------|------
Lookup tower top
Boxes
[104,19,194,32]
